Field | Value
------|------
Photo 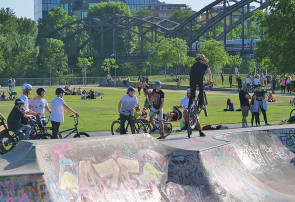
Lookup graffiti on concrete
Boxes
[0,175,50,201]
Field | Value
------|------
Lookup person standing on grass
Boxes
[271,75,276,93]
[221,72,225,86]
[136,80,142,96]
[239,84,250,128]
[229,74,233,88]
[30,88,51,126]
[254,85,269,125]
[118,87,138,135]
[246,75,251,91]
[286,76,291,93]
[50,88,80,139]
[149,81,165,139]
[250,95,260,127]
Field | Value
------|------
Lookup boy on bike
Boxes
[118,87,138,134]
[149,81,165,139]
[7,99,34,140]
[30,88,51,126]
[50,88,80,139]
[189,54,213,108]
[180,88,206,137]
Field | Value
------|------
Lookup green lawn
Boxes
[0,87,292,132]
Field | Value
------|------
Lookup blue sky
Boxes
[0,0,214,20]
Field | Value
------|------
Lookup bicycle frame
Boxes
[59,115,79,138]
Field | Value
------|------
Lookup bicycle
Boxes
[111,116,147,135]
[187,89,209,138]
[30,116,52,140]
[143,119,173,137]
[58,115,90,138]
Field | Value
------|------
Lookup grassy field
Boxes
[0,87,292,132]
[130,74,247,88]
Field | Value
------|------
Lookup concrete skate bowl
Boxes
[0,128,295,201]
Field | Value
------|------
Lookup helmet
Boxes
[155,81,161,86]
[55,88,65,95]
[127,86,135,94]
[15,98,25,105]
[36,88,45,96]
[196,54,206,60]
[186,88,191,93]
[22,84,33,91]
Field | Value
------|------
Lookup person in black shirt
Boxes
[254,85,269,125]
[239,84,250,127]
[7,98,34,140]
[189,54,212,108]
[237,75,242,91]
[229,74,233,88]
[149,81,165,139]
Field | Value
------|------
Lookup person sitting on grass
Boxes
[134,107,141,119]
[7,99,34,140]
[267,93,276,102]
[164,106,182,122]
[50,88,80,139]
[141,107,148,120]
[72,88,77,95]
[78,88,82,95]
[224,98,235,111]
[81,90,87,100]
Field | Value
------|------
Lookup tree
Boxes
[134,8,151,17]
[169,9,195,23]
[228,55,242,70]
[77,57,93,70]
[199,39,228,73]
[254,0,295,73]
[101,58,118,75]
[40,38,68,77]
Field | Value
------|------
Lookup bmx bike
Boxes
[57,115,90,138]
[111,115,147,135]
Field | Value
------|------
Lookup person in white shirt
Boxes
[253,77,259,89]
[179,88,206,137]
[30,88,51,126]
[20,84,36,116]
[50,88,80,139]
[245,75,251,91]
[118,87,138,134]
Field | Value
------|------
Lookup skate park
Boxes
[1,124,295,201]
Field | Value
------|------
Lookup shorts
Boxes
[150,106,163,121]
[241,106,249,117]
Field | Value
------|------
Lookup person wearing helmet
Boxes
[189,54,213,108]
[149,81,165,139]
[50,88,80,139]
[118,87,138,134]
[30,88,51,126]
[20,83,36,117]
[7,98,34,140]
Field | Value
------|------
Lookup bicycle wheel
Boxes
[188,103,199,129]
[0,133,17,154]
[134,120,147,134]
[111,120,121,135]
[73,132,90,138]
[164,122,173,135]
[290,109,295,118]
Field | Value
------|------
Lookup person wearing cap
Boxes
[149,81,165,139]
[179,88,206,137]
[20,84,36,117]
[118,87,138,134]
[7,98,34,140]
[50,88,80,139]
[30,88,51,126]
[189,54,213,108]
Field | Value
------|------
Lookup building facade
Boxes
[146,3,188,18]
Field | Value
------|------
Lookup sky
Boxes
[0,0,214,20]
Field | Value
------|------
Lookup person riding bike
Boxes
[20,84,37,117]
[149,81,165,139]
[7,99,34,140]
[189,54,213,109]
[50,88,80,139]
[118,87,138,134]
[30,88,51,126]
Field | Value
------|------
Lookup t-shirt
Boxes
[180,96,189,111]
[190,61,209,81]
[255,90,266,100]
[239,90,250,107]
[30,98,48,120]
[50,97,65,123]
[253,78,259,85]
[7,106,25,131]
[152,89,165,110]
[20,94,29,113]
[120,94,138,116]
[246,77,251,84]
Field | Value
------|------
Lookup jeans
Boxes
[19,124,32,140]
[51,121,61,139]
[189,79,204,108]
[120,114,135,135]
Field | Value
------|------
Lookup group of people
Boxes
[1,84,79,140]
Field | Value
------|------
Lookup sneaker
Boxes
[199,132,206,137]
[157,136,164,139]
[242,123,245,128]
[265,122,270,125]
